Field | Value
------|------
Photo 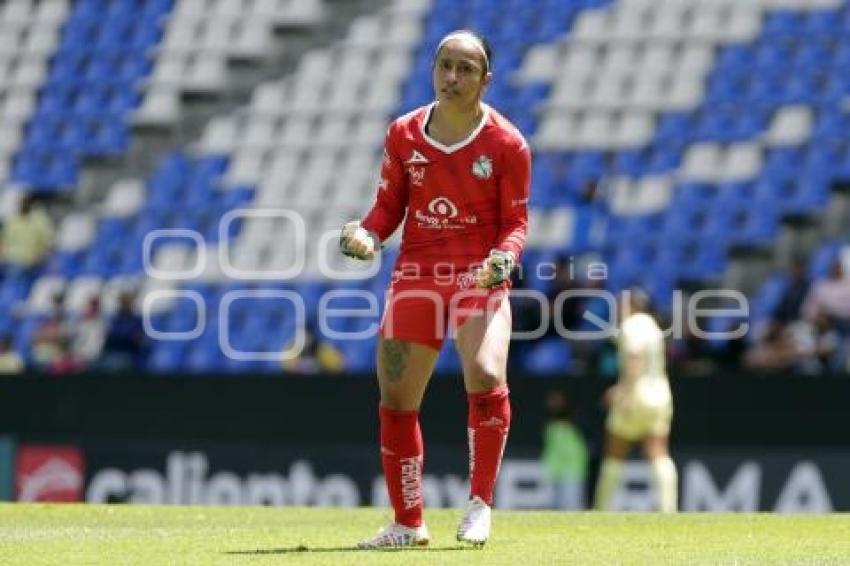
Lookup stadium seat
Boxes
[11,0,850,376]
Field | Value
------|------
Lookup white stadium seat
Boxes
[133,87,181,127]
[64,277,104,313]
[240,118,278,152]
[763,106,813,147]
[222,150,266,187]
[516,44,560,83]
[0,1,35,26]
[681,144,723,181]
[102,180,146,218]
[57,213,96,252]
[199,116,239,155]
[183,54,228,94]
[27,276,66,314]
[33,0,69,25]
[722,143,763,181]
[609,175,673,215]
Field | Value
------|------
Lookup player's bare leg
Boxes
[377,338,439,411]
[643,434,678,513]
[453,295,512,546]
[456,294,511,393]
[594,432,631,511]
[360,339,438,549]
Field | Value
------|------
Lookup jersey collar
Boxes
[419,102,490,154]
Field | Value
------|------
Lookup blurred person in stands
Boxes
[788,312,841,375]
[31,293,69,370]
[0,194,55,284]
[340,30,530,547]
[774,258,810,324]
[100,292,146,371]
[547,254,585,333]
[744,319,802,372]
[72,296,105,366]
[506,268,541,370]
[668,321,717,377]
[801,258,850,330]
[541,390,587,510]
[282,323,344,374]
[594,289,677,513]
[0,335,23,375]
[47,337,84,375]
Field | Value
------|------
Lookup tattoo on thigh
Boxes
[381,340,410,382]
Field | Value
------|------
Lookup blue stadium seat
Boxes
[751,273,790,322]
[148,342,186,372]
[434,342,462,374]
[12,0,171,190]
[523,338,572,375]
[808,241,844,280]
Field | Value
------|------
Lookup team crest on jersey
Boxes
[405,150,430,165]
[472,155,493,179]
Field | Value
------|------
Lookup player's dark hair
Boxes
[433,29,493,76]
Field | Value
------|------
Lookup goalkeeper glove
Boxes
[475,249,516,288]
[339,220,377,260]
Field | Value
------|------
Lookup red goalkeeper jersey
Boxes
[361,103,531,276]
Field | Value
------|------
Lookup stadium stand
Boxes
[3,0,850,375]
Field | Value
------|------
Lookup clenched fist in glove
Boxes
[339,220,378,261]
[475,249,516,288]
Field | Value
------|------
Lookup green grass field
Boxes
[0,505,848,565]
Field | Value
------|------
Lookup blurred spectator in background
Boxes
[744,320,801,372]
[282,323,344,374]
[774,259,810,324]
[100,292,146,371]
[668,323,717,377]
[47,337,84,375]
[0,335,23,374]
[548,254,612,376]
[801,258,850,330]
[547,254,585,333]
[31,293,69,370]
[508,268,543,369]
[788,313,842,375]
[541,390,587,510]
[0,195,55,283]
[72,297,105,366]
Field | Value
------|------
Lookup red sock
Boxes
[379,405,424,527]
[467,385,511,506]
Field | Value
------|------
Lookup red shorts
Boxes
[379,271,509,351]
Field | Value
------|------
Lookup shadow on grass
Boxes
[226,544,475,555]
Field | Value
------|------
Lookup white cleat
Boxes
[456,496,491,546]
[358,522,430,549]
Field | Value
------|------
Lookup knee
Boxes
[465,363,505,392]
[379,385,420,411]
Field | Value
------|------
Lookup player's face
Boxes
[433,39,491,107]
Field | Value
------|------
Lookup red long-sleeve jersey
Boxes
[362,103,531,276]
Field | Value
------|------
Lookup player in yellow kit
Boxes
[594,288,677,513]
